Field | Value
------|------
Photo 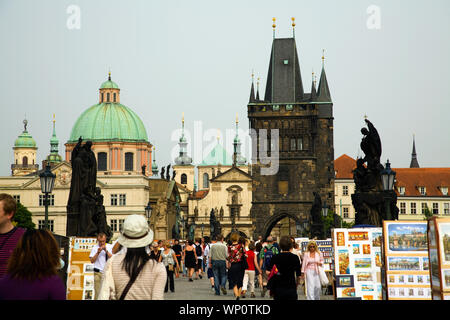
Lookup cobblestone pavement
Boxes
[163,272,334,300]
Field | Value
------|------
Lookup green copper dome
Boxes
[14,120,37,148]
[199,143,233,166]
[100,80,119,89]
[68,103,149,143]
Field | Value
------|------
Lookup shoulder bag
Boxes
[318,265,329,286]
[119,259,149,300]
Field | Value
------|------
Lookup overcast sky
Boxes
[1,0,449,176]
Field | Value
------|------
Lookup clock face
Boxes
[59,170,71,185]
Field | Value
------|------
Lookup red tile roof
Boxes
[334,154,450,197]
[188,189,209,200]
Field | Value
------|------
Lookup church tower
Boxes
[173,113,195,190]
[46,114,63,166]
[12,119,39,176]
[409,135,420,168]
[248,18,335,238]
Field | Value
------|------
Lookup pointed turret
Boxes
[151,146,159,176]
[264,36,304,103]
[174,113,193,165]
[233,114,247,167]
[46,114,62,165]
[317,50,332,102]
[410,135,420,168]
[310,71,317,100]
[256,77,261,101]
[249,71,256,103]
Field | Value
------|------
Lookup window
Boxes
[203,173,209,189]
[23,156,28,166]
[444,203,450,215]
[342,185,349,196]
[441,187,448,196]
[278,166,289,195]
[297,137,303,151]
[343,207,349,218]
[286,104,293,111]
[110,219,118,232]
[119,194,126,206]
[419,187,426,196]
[398,187,405,195]
[411,202,417,215]
[13,195,20,203]
[107,93,110,102]
[39,194,54,206]
[273,105,280,111]
[422,203,428,214]
[433,203,439,215]
[101,93,104,102]
[111,194,118,206]
[290,138,296,151]
[113,93,116,102]
[400,202,406,214]
[181,173,188,184]
[125,152,134,171]
[38,220,54,232]
[98,152,107,171]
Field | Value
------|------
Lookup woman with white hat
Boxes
[97,215,167,300]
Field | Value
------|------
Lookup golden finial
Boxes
[53,113,55,123]
[272,17,276,28]
[364,114,368,120]
[217,129,220,142]
[291,17,296,27]
[236,113,239,124]
[182,112,184,123]
[322,49,325,67]
[153,146,155,151]
[108,69,111,81]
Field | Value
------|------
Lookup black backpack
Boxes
[195,244,202,256]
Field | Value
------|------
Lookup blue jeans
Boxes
[212,260,227,295]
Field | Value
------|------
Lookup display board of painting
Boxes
[300,239,333,272]
[66,237,97,300]
[427,217,450,300]
[332,228,383,300]
[383,221,431,300]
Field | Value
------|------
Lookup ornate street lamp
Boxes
[145,201,152,226]
[39,164,56,230]
[381,160,396,220]
[381,160,396,191]
[322,203,329,217]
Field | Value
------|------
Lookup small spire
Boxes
[311,70,317,100]
[249,71,256,102]
[291,17,296,38]
[410,134,420,168]
[108,69,111,81]
[272,17,276,39]
[322,49,325,68]
[256,77,260,101]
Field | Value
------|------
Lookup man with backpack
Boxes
[259,235,279,297]
[194,238,204,279]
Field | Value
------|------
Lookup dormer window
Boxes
[441,187,448,196]
[398,186,405,195]
[419,186,426,196]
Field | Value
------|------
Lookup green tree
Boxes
[324,209,354,237]
[12,202,36,230]
[423,206,433,221]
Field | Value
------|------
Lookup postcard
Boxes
[363,244,371,255]
[338,250,350,274]
[349,231,369,241]
[387,223,427,253]
[357,272,373,282]
[353,244,360,254]
[438,223,450,264]
[372,232,382,247]
[388,257,420,271]
[336,232,345,247]
[354,258,372,268]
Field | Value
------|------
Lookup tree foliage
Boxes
[12,202,36,230]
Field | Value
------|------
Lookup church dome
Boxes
[68,103,148,143]
[14,120,37,148]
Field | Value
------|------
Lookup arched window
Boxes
[181,173,188,184]
[203,173,209,189]
[22,156,28,166]
[290,138,296,151]
[98,152,107,171]
[125,152,133,171]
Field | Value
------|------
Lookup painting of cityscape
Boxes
[439,223,450,263]
[387,223,427,252]
[388,257,420,271]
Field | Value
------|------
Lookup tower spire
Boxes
[317,50,332,102]
[410,134,420,168]
[47,114,62,164]
[175,113,192,165]
[249,70,256,102]
[256,77,260,101]
[311,70,317,100]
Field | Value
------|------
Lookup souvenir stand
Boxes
[66,237,97,300]
[383,221,431,300]
[427,217,450,300]
[332,227,383,300]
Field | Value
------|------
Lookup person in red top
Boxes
[0,194,26,280]
[226,233,246,300]
[241,242,262,298]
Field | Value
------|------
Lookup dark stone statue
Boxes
[172,196,181,239]
[209,208,222,239]
[141,164,146,176]
[160,167,165,180]
[352,119,398,226]
[188,219,196,241]
[67,137,112,241]
[310,192,324,239]
[172,170,176,181]
[166,164,171,180]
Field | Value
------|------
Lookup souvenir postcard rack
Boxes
[383,221,431,300]
[427,217,450,300]
[66,237,97,300]
[332,228,383,300]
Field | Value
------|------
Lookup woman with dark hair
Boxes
[227,233,247,300]
[184,240,197,282]
[0,229,66,300]
[255,241,263,290]
[267,235,302,300]
[98,215,166,300]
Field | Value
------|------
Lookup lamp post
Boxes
[145,201,152,227]
[39,165,56,231]
[322,203,328,218]
[381,160,396,220]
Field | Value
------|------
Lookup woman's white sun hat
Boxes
[117,215,154,248]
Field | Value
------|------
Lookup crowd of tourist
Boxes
[0,192,327,300]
